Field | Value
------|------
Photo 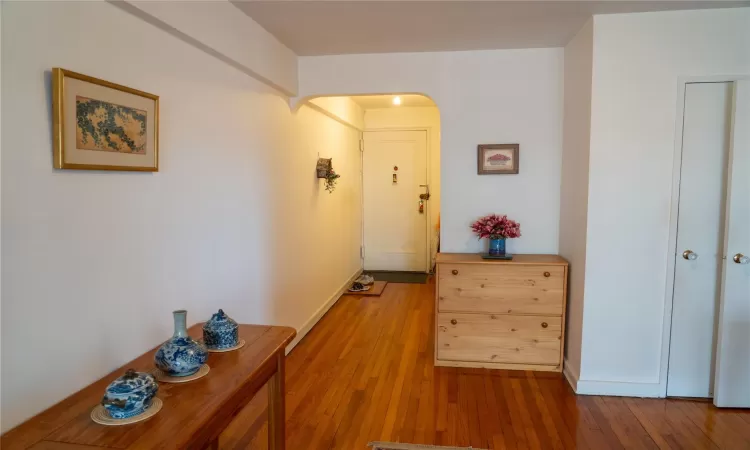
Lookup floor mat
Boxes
[364,271,429,284]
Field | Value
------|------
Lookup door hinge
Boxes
[359,139,364,153]
[360,245,365,259]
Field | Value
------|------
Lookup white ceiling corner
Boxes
[232,1,750,56]
[350,94,436,109]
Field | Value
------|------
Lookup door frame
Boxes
[660,74,750,397]
[361,127,434,273]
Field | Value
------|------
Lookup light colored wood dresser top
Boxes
[436,253,568,265]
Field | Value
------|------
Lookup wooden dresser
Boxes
[435,253,568,372]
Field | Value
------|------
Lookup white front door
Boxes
[667,82,732,398]
[713,80,750,408]
[363,130,428,272]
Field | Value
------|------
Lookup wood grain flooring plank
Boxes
[599,396,659,450]
[216,278,750,450]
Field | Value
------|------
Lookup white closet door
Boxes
[667,82,732,398]
[713,80,750,408]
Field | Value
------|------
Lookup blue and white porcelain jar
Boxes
[154,310,208,376]
[101,369,158,419]
[203,309,239,350]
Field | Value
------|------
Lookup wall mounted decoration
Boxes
[52,68,159,171]
[317,157,340,193]
[154,310,208,377]
[316,158,332,178]
[325,169,341,193]
[477,144,519,175]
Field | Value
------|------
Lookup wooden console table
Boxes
[1,324,296,450]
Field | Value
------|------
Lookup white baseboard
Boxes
[564,358,664,398]
[563,358,579,392]
[575,379,665,398]
[285,268,363,354]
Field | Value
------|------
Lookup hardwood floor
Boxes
[219,279,750,449]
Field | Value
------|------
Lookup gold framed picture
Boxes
[477,143,519,175]
[52,68,159,171]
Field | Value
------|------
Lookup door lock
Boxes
[733,253,749,264]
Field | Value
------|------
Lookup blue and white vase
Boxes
[101,369,158,419]
[488,238,506,256]
[203,309,239,350]
[154,310,208,376]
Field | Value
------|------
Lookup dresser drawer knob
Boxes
[451,269,459,275]
[541,322,548,328]
[543,271,551,277]
[451,319,458,325]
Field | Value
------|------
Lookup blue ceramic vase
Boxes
[154,310,207,376]
[101,369,158,419]
[203,309,239,350]
[488,238,506,256]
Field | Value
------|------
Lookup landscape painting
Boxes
[52,68,159,171]
[75,96,147,154]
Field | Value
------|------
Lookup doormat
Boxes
[365,271,428,284]
[369,443,487,450]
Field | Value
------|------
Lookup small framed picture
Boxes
[52,68,159,171]
[477,144,519,175]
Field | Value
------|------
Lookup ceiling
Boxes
[350,94,436,109]
[233,1,748,56]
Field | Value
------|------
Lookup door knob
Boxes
[419,184,430,200]
[733,253,749,264]
[683,250,698,260]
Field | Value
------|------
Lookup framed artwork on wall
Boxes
[52,68,159,171]
[477,143,519,175]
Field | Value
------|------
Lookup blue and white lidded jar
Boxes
[154,310,208,376]
[101,369,158,419]
[202,309,239,350]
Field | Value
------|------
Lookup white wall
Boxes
[558,19,593,386]
[363,106,441,267]
[0,1,361,431]
[309,96,365,130]
[577,8,750,394]
[122,0,298,95]
[299,48,563,255]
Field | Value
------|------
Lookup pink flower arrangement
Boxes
[470,214,521,240]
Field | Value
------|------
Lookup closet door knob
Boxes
[541,322,548,328]
[683,250,698,260]
[733,253,749,264]
[451,269,459,275]
[543,272,550,277]
[450,319,458,325]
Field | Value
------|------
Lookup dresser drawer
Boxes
[436,313,562,366]
[438,263,564,315]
